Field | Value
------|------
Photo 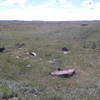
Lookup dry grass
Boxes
[0,21,100,99]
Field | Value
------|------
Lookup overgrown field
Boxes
[0,21,100,100]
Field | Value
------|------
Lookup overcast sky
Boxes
[0,0,100,21]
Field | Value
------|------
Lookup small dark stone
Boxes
[81,24,88,26]
[57,68,62,71]
[62,47,69,52]
[0,47,5,52]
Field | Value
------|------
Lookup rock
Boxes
[26,64,31,68]
[8,96,18,100]
[62,47,69,52]
[62,47,70,54]
[0,47,5,52]
[63,51,69,54]
[15,56,19,59]
[48,60,54,64]
[30,52,37,56]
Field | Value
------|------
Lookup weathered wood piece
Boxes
[50,69,75,77]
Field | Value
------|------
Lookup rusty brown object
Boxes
[50,69,75,77]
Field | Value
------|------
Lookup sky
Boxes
[0,0,100,21]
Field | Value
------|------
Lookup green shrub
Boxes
[81,41,98,49]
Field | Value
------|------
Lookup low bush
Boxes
[81,40,100,50]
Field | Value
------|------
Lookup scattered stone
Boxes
[2,92,18,100]
[8,96,18,100]
[62,47,69,52]
[15,56,19,59]
[63,51,69,54]
[26,64,31,68]
[62,47,70,54]
[0,47,5,52]
[30,52,37,56]
[48,60,54,64]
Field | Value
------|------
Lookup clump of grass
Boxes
[0,80,99,100]
[81,40,100,50]
[82,41,96,49]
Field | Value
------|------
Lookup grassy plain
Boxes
[0,21,100,99]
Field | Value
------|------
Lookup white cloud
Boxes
[60,2,72,8]
[82,0,94,9]
[82,0,93,6]
[0,0,72,8]
[0,0,100,21]
[16,0,27,7]
[92,2,100,9]
[0,0,26,7]
[0,0,16,6]
[28,0,72,9]
[31,1,55,8]
[54,0,72,8]
[56,0,67,4]
[0,7,100,21]
[82,0,100,9]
